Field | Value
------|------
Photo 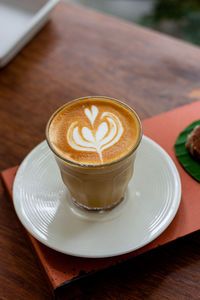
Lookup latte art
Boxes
[67,105,124,163]
[48,98,140,165]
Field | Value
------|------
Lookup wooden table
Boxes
[1,2,200,299]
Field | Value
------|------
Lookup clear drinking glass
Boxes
[46,96,142,211]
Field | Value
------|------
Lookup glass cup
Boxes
[46,96,142,211]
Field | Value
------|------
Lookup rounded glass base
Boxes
[71,196,125,212]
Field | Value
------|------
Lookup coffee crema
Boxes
[48,98,140,165]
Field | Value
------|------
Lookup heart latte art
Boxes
[48,98,140,165]
[67,105,124,163]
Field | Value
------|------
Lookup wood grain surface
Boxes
[0,2,200,299]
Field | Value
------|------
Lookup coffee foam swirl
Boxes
[48,98,140,165]
[67,105,124,163]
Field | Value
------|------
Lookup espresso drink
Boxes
[46,96,142,210]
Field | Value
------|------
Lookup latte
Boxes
[48,98,140,165]
[46,96,142,210]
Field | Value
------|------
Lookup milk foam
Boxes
[48,98,140,165]
[67,105,124,163]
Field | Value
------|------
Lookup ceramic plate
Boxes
[13,136,181,258]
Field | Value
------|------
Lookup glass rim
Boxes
[45,96,143,168]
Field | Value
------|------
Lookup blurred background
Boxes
[65,0,200,46]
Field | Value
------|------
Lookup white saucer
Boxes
[13,136,181,258]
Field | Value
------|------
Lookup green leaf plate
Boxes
[174,120,200,182]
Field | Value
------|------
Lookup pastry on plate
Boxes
[186,125,200,161]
